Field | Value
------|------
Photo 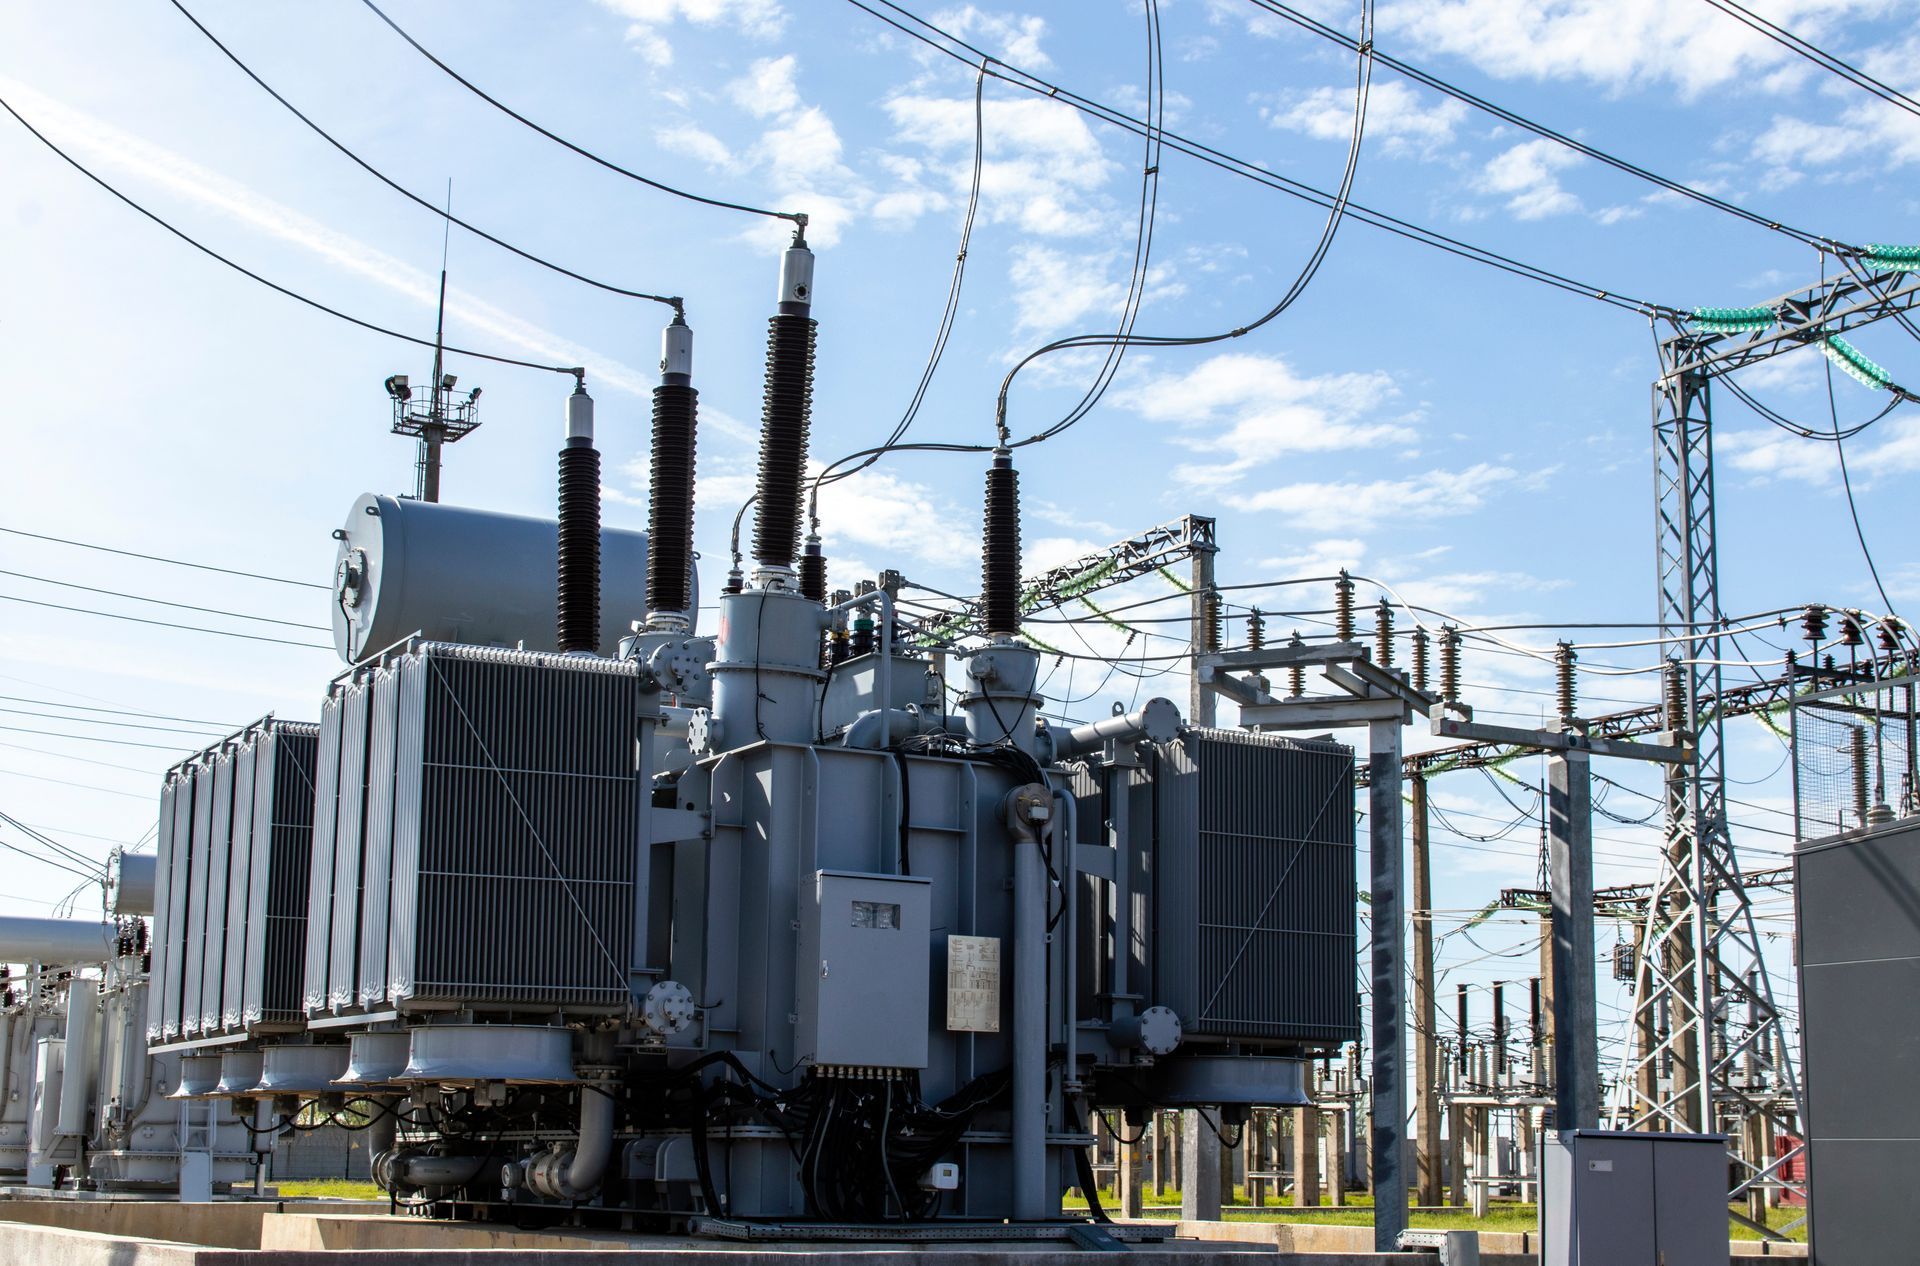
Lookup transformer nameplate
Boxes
[946,935,1001,1033]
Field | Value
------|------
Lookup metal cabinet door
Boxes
[1573,1135,1656,1264]
[1651,1138,1729,1266]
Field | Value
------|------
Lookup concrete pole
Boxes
[1329,1108,1346,1206]
[1180,1111,1222,1220]
[1548,750,1600,1129]
[1368,716,1407,1250]
[1411,774,1442,1207]
[1447,1104,1467,1207]
[1189,543,1217,728]
[1293,1106,1320,1208]
[1120,1128,1146,1217]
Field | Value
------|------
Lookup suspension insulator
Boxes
[751,313,818,570]
[1334,570,1356,643]
[799,534,827,603]
[1439,624,1461,704]
[556,433,602,654]
[981,449,1022,637]
[1555,641,1577,720]
[1374,599,1393,667]
[1288,632,1306,697]
[1247,607,1266,652]
[646,382,699,618]
[1412,628,1431,694]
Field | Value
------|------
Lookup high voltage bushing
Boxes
[1201,591,1223,655]
[1555,641,1577,721]
[556,381,601,654]
[1438,624,1461,705]
[646,318,698,622]
[1374,599,1393,668]
[1849,726,1871,825]
[799,534,827,603]
[981,448,1022,637]
[1247,607,1266,652]
[751,237,817,572]
[1288,632,1306,697]
[1334,570,1356,643]
[1411,628,1431,694]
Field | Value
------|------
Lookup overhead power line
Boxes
[846,0,1667,314]
[0,93,585,379]
[168,0,681,312]
[1244,0,1843,250]
[0,723,199,753]
[0,694,242,729]
[0,706,226,739]
[0,592,332,650]
[357,0,805,227]
[0,568,326,631]
[1701,0,1920,122]
[0,525,325,590]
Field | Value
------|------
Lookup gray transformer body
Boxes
[330,494,683,662]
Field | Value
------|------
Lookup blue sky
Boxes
[3,0,1915,1073]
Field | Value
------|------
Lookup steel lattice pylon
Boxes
[1612,346,1806,1234]
[1611,270,1919,1233]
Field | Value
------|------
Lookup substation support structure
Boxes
[1198,639,1437,1252]
[1629,263,1920,1232]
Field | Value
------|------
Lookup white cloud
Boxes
[1226,463,1520,527]
[1373,0,1893,99]
[1005,244,1125,335]
[1712,429,1836,485]
[728,54,802,118]
[1257,538,1368,576]
[930,6,1053,68]
[1123,353,1412,481]
[656,124,735,169]
[884,94,1116,236]
[1479,139,1582,219]
[595,0,787,67]
[1266,80,1468,157]
[1752,97,1920,183]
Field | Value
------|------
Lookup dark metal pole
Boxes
[1369,716,1406,1251]
[1548,749,1599,1128]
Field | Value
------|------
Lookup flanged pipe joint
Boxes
[508,1069,618,1201]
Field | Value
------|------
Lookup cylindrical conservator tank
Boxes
[106,849,156,917]
[0,918,117,966]
[329,494,692,662]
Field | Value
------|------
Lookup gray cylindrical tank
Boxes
[106,849,156,916]
[0,916,117,966]
[330,494,692,662]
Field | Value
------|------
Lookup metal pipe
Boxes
[1004,783,1051,1220]
[841,708,937,750]
[0,917,116,966]
[1046,697,1180,761]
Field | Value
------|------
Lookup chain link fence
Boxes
[1792,673,1920,841]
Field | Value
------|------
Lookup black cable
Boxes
[1246,0,1843,250]
[0,568,326,631]
[1827,319,1902,627]
[846,0,1664,315]
[0,92,583,379]
[0,836,96,882]
[357,0,803,225]
[0,809,102,869]
[169,0,680,312]
[0,525,324,590]
[0,706,227,739]
[1700,0,1920,121]
[0,694,241,729]
[0,592,331,650]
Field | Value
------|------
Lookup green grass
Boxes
[1064,1187,1807,1242]
[274,1179,384,1201]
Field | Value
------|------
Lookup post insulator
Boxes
[1802,604,1828,645]
[1334,570,1356,643]
[1840,614,1864,648]
[1247,607,1266,652]
[1663,659,1686,733]
[1555,641,1577,720]
[1412,628,1431,694]
[1374,599,1393,667]
[1201,592,1223,654]
[1439,624,1461,704]
[1288,633,1306,698]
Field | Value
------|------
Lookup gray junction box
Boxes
[1540,1130,1728,1266]
[796,870,932,1070]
